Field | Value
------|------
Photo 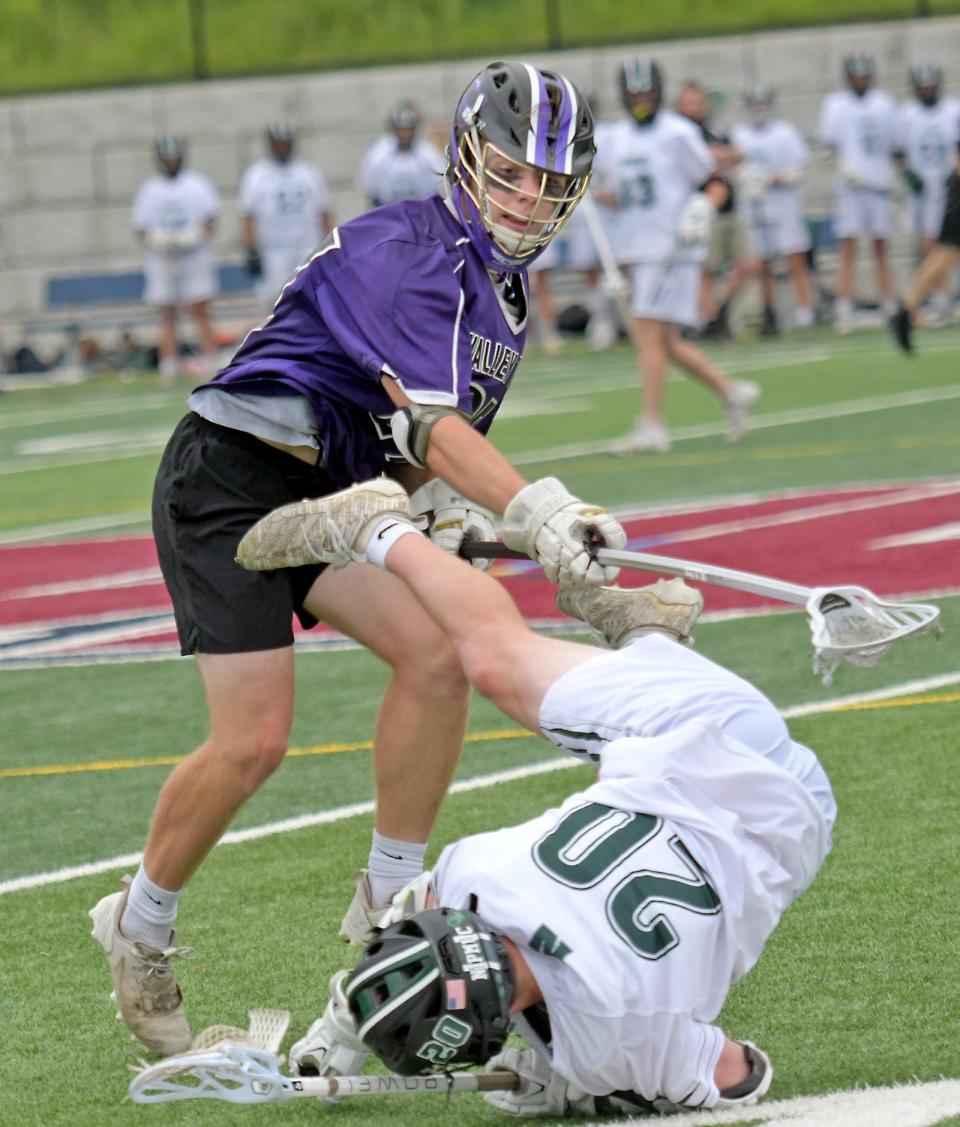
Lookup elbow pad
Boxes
[390,403,468,468]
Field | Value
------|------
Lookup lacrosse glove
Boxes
[484,1048,598,1117]
[502,478,625,586]
[410,478,496,570]
[290,969,370,1099]
[677,192,715,246]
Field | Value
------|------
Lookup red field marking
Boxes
[1,484,956,662]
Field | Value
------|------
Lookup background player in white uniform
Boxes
[894,65,960,324]
[733,85,816,332]
[243,481,834,1115]
[817,54,899,332]
[239,124,333,310]
[358,100,445,208]
[132,136,220,383]
[593,59,759,453]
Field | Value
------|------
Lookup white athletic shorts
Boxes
[143,245,218,307]
[628,259,700,326]
[744,200,811,259]
[258,246,308,309]
[834,185,893,239]
[538,633,837,833]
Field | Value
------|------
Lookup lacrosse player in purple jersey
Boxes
[234,482,834,1115]
[89,61,627,1058]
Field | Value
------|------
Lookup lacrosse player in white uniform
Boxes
[593,59,759,454]
[133,136,220,384]
[358,100,445,208]
[817,54,899,333]
[235,480,835,1116]
[733,85,816,331]
[239,124,333,310]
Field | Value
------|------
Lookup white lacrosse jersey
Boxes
[817,88,898,190]
[433,708,831,1107]
[132,169,219,241]
[358,135,445,206]
[591,111,716,263]
[239,158,331,251]
[895,97,960,189]
[731,119,809,227]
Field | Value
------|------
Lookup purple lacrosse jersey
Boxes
[202,195,528,486]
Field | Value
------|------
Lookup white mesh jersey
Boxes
[132,170,219,239]
[592,111,716,263]
[817,88,898,190]
[238,158,331,251]
[731,119,810,227]
[895,97,960,187]
[432,637,834,1108]
[358,135,445,206]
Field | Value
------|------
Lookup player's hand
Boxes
[502,477,625,586]
[839,163,864,189]
[409,478,496,571]
[246,246,264,278]
[677,192,715,246]
[290,971,369,1102]
[484,1048,597,1117]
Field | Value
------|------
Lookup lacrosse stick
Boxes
[578,193,640,348]
[460,541,941,685]
[129,1040,520,1105]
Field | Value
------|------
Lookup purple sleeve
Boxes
[314,235,474,411]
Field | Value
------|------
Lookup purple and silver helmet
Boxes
[446,61,595,270]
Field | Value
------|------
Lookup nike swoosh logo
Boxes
[142,891,162,905]
[376,522,399,540]
[378,850,404,860]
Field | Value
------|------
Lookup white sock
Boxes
[120,865,181,948]
[367,832,428,905]
[363,518,419,569]
[835,297,853,320]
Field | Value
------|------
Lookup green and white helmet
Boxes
[345,907,514,1074]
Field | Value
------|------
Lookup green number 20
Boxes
[533,803,720,960]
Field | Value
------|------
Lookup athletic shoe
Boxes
[614,418,672,454]
[759,306,779,337]
[556,578,704,647]
[725,379,760,442]
[338,870,392,947]
[89,876,193,1055]
[889,304,914,355]
[235,479,412,571]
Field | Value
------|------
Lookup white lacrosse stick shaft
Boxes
[129,1041,519,1105]
[578,194,641,348]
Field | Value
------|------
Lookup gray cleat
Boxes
[556,578,704,647]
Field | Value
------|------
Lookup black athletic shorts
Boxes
[938,169,960,249]
[152,413,335,655]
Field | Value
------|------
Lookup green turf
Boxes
[3,1,959,94]
[2,325,959,1123]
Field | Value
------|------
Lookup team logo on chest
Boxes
[470,332,520,384]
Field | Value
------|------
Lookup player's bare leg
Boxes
[664,325,759,440]
[872,238,895,309]
[834,237,856,331]
[787,251,815,324]
[157,305,178,385]
[187,300,219,371]
[906,243,960,313]
[618,318,671,452]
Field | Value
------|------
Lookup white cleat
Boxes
[235,479,412,571]
[557,578,704,647]
[613,418,672,454]
[725,379,760,442]
[89,875,193,1056]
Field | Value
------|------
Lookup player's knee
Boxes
[458,630,514,703]
[393,636,470,701]
[215,728,289,794]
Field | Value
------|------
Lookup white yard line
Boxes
[4,670,958,897]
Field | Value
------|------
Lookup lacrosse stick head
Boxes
[806,586,942,685]
[129,1042,288,1104]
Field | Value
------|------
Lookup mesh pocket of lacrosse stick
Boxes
[806,586,941,685]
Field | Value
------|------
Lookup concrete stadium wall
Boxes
[1,14,959,332]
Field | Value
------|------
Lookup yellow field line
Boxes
[825,691,960,711]
[0,727,531,779]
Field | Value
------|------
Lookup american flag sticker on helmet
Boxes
[445,979,468,1010]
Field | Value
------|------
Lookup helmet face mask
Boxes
[620,58,663,126]
[911,64,942,107]
[155,135,185,178]
[346,907,515,1075]
[447,61,595,269]
[844,53,875,97]
[267,123,295,163]
[745,83,776,127]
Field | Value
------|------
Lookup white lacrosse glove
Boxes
[170,225,204,250]
[839,163,864,188]
[677,192,716,246]
[410,478,497,571]
[376,870,434,930]
[740,163,770,202]
[290,969,370,1098]
[144,229,179,252]
[484,1048,597,1117]
[502,478,625,587]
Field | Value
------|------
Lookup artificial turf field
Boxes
[1,323,959,1125]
